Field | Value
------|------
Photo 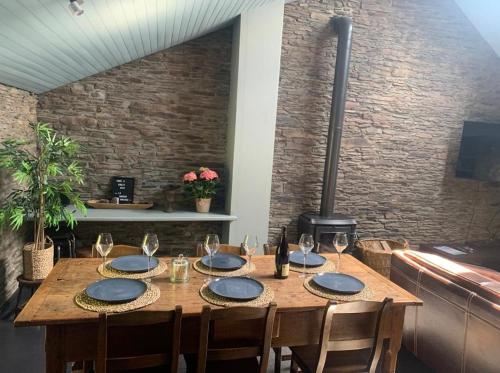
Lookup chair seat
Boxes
[206,357,260,373]
[184,354,259,373]
[291,345,371,373]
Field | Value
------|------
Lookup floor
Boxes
[0,295,434,373]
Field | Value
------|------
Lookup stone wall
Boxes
[270,0,500,245]
[37,27,232,251]
[0,84,37,306]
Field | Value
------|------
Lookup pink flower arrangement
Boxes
[182,167,219,199]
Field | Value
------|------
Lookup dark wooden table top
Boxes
[15,254,422,327]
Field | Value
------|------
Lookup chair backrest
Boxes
[195,243,244,257]
[263,243,300,255]
[96,306,182,373]
[92,244,143,258]
[196,302,277,373]
[313,298,393,373]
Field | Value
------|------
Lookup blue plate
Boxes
[85,278,147,303]
[312,272,365,295]
[201,253,247,271]
[208,276,264,301]
[109,255,159,273]
[289,251,326,268]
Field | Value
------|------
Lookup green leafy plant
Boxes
[0,122,86,251]
[182,167,219,199]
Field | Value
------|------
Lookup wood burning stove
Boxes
[298,16,357,253]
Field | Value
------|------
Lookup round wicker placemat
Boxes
[199,283,274,307]
[304,276,373,301]
[193,259,255,277]
[290,260,336,274]
[97,260,167,279]
[75,283,160,313]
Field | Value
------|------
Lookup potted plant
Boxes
[0,122,86,280]
[182,167,219,213]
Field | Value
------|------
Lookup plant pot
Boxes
[23,242,54,280]
[195,198,212,213]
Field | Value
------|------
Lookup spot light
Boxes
[69,0,84,16]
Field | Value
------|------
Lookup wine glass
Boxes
[142,233,159,276]
[96,233,113,267]
[333,233,348,273]
[243,235,258,271]
[204,234,220,284]
[298,234,315,278]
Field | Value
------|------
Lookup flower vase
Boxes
[195,198,212,213]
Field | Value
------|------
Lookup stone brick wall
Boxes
[37,28,232,251]
[0,84,37,306]
[270,0,500,245]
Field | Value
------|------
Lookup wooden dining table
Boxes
[15,254,422,373]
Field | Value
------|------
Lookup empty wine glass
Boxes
[142,233,159,276]
[243,235,258,271]
[204,234,220,284]
[298,234,315,278]
[333,233,348,273]
[95,233,113,267]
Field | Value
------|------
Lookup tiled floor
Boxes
[0,298,434,373]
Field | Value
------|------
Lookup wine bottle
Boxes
[274,226,290,279]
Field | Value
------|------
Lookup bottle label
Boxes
[282,263,289,277]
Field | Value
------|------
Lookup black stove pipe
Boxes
[320,16,353,217]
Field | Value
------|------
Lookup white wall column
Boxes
[224,0,284,249]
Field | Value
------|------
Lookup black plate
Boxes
[85,278,147,303]
[208,276,264,301]
[289,251,326,268]
[110,255,159,273]
[311,273,365,295]
[201,253,247,271]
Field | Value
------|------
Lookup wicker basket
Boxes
[23,240,54,280]
[356,238,409,278]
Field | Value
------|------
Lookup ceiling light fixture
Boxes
[69,0,84,16]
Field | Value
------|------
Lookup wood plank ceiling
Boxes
[0,0,274,93]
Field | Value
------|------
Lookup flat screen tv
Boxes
[456,121,500,182]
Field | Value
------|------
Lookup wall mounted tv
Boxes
[456,121,500,182]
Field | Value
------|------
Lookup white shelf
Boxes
[66,206,237,222]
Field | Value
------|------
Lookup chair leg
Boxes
[274,347,282,372]
[290,354,299,373]
[14,285,24,316]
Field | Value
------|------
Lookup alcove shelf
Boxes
[65,205,237,222]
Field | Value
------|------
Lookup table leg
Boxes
[382,305,406,373]
[46,325,66,373]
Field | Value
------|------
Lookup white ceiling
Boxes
[0,0,274,93]
[455,0,500,58]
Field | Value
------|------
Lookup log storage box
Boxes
[356,239,408,278]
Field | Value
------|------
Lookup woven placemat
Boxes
[193,259,255,277]
[290,259,336,274]
[304,276,373,301]
[75,283,160,313]
[97,260,167,279]
[199,283,274,307]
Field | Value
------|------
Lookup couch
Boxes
[391,250,500,373]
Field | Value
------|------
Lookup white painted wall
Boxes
[224,0,284,249]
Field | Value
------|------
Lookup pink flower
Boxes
[183,171,197,182]
[200,169,218,181]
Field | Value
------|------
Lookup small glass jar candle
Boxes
[170,254,189,283]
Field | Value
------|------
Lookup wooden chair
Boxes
[290,298,394,373]
[95,307,182,373]
[263,242,299,373]
[263,243,300,255]
[91,244,143,258]
[195,302,277,373]
[195,243,244,257]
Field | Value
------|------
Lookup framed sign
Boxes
[111,177,135,203]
